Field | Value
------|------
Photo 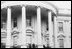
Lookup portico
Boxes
[1,1,56,48]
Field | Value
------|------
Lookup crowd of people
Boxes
[1,43,51,48]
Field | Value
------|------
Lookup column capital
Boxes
[48,10,52,12]
[7,6,11,9]
[36,6,41,8]
[21,5,27,7]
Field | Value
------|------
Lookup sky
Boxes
[1,1,71,9]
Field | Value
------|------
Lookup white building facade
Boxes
[1,1,71,48]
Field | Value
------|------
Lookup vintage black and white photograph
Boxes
[1,1,71,48]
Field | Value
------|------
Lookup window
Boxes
[13,18,17,27]
[1,22,6,29]
[1,22,3,28]
[26,19,31,27]
[59,39,64,48]
[1,32,6,38]
[70,22,71,34]
[1,43,6,48]
[58,22,63,32]
[13,36,18,47]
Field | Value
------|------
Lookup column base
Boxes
[21,45,27,48]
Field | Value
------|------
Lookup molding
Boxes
[1,1,57,14]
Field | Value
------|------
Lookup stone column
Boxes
[37,6,43,48]
[54,16,58,48]
[21,5,27,48]
[6,7,11,48]
[48,11,53,48]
